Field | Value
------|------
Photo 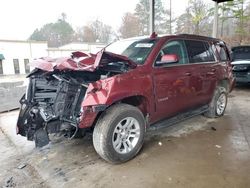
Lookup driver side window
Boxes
[155,40,188,65]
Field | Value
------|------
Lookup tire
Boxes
[204,86,228,118]
[93,103,146,164]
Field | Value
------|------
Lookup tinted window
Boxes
[185,40,215,63]
[204,42,215,62]
[155,40,188,65]
[215,44,229,61]
[106,38,158,65]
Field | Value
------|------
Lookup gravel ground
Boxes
[0,85,250,188]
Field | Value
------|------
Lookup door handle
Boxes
[207,72,215,75]
[207,68,216,75]
[184,72,191,76]
[211,68,216,72]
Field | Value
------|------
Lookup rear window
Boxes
[185,40,215,63]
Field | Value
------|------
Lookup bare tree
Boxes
[75,20,113,43]
[29,13,75,47]
[119,12,140,38]
[175,0,212,36]
[134,0,170,35]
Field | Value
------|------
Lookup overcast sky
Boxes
[0,0,193,40]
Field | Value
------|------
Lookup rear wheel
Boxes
[93,104,146,164]
[204,86,228,118]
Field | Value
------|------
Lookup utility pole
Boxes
[212,1,218,38]
[212,0,233,38]
[149,0,155,34]
[220,2,225,37]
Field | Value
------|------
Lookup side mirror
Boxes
[157,54,179,65]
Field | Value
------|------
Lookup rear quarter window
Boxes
[215,44,230,61]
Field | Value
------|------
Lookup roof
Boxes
[155,33,221,43]
[0,54,5,60]
[176,34,219,41]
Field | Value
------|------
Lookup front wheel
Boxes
[93,104,146,164]
[204,86,228,118]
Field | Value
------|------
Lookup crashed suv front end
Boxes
[16,50,138,147]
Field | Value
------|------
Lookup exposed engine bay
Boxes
[16,50,136,147]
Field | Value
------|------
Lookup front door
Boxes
[152,40,195,122]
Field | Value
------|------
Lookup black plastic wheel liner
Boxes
[34,128,50,147]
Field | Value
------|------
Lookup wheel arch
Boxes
[217,79,230,92]
[118,95,149,117]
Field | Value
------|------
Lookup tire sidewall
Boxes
[215,87,228,117]
[104,107,145,163]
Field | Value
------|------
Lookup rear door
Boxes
[184,40,218,106]
[214,42,232,79]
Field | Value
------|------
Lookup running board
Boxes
[149,105,209,131]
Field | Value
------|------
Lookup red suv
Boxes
[17,34,235,163]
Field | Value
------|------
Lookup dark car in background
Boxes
[231,46,250,84]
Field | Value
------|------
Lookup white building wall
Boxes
[47,43,106,58]
[0,40,48,75]
[0,41,105,75]
[47,50,75,58]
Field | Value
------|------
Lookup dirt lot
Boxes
[0,86,250,188]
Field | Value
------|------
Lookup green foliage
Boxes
[29,13,74,47]
[119,12,141,38]
[175,0,212,35]
[75,20,113,43]
[221,0,247,35]
[134,0,170,35]
[28,0,250,47]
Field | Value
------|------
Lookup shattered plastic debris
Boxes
[17,163,27,169]
[215,145,222,148]
[4,176,15,187]
[211,126,217,131]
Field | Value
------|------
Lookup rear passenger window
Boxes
[215,44,229,61]
[185,40,215,63]
[204,42,215,62]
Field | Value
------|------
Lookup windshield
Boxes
[232,46,250,61]
[105,38,158,64]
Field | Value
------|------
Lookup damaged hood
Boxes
[30,50,137,72]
